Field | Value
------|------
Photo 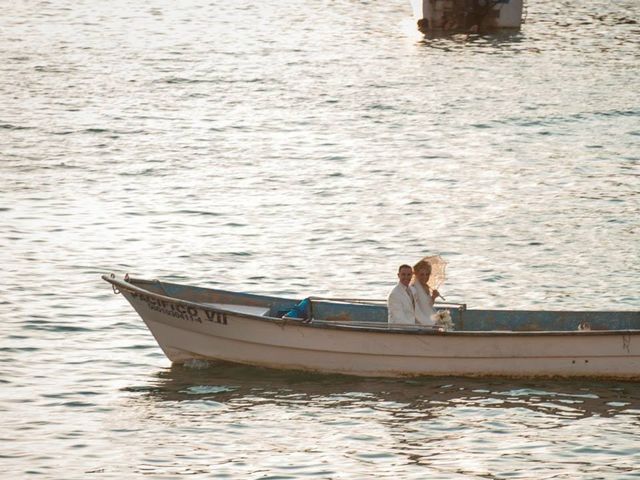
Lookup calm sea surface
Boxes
[1,0,639,478]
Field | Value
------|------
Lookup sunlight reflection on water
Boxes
[103,363,640,479]
[1,0,639,477]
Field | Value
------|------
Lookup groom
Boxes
[387,264,417,324]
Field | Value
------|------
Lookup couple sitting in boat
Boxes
[387,260,441,325]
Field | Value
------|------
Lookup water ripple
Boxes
[1,0,639,477]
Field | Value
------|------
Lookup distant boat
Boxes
[410,0,524,33]
[103,274,640,379]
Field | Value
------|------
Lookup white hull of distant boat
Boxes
[410,0,523,32]
[104,275,640,379]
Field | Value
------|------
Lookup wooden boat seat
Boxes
[201,303,270,316]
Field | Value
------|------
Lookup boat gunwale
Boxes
[102,274,640,337]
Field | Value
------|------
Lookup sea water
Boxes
[1,0,639,478]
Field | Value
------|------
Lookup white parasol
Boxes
[421,255,447,292]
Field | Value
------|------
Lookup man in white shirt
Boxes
[387,264,417,324]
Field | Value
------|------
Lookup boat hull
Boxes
[411,0,523,32]
[118,287,640,379]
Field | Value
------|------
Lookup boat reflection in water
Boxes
[118,361,640,478]
[133,360,640,422]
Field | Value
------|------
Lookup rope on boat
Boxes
[109,272,131,295]
[110,273,120,294]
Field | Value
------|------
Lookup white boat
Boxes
[103,274,640,379]
[410,0,524,33]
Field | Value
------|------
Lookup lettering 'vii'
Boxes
[205,310,228,324]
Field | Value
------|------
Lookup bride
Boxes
[410,259,441,326]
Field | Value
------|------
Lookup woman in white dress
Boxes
[410,259,441,326]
